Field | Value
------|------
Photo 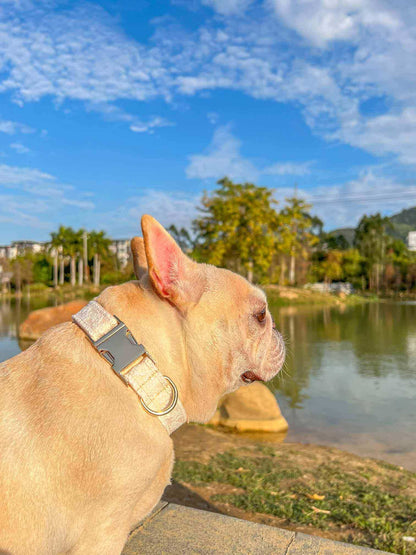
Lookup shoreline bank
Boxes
[170,424,416,555]
[4,283,416,306]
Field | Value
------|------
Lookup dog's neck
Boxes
[96,280,222,423]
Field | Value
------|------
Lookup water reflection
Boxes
[269,301,416,470]
[0,296,52,361]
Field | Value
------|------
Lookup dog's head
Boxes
[132,215,285,421]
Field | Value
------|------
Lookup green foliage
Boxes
[101,264,135,285]
[88,230,111,259]
[193,178,280,281]
[32,254,52,284]
[50,225,82,257]
[354,214,393,292]
[25,282,49,293]
[354,213,392,264]
[189,177,416,293]
[278,197,321,259]
[167,225,195,253]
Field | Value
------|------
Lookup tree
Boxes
[278,197,321,285]
[50,226,82,287]
[167,225,195,254]
[65,228,82,287]
[354,214,392,293]
[50,226,67,286]
[193,177,280,282]
[11,255,34,295]
[89,231,111,287]
[32,253,52,285]
[342,248,364,289]
[322,250,343,283]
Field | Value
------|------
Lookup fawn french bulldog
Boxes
[0,215,285,554]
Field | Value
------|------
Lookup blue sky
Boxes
[0,0,416,242]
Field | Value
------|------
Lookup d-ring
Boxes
[140,376,178,416]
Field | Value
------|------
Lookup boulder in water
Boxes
[19,300,88,341]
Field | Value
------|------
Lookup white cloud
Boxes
[207,111,219,124]
[0,164,52,187]
[100,189,200,237]
[186,126,258,181]
[264,161,312,176]
[267,1,416,163]
[0,4,166,105]
[128,190,199,229]
[10,142,29,153]
[0,119,33,134]
[0,0,415,167]
[278,169,416,230]
[333,108,416,166]
[130,116,174,134]
[269,0,400,47]
[0,163,94,237]
[87,103,173,134]
[201,0,252,16]
[186,126,313,182]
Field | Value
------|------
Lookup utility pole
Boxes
[52,248,58,288]
[83,231,89,283]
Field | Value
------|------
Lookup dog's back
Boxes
[0,321,173,554]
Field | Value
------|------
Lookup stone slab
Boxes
[122,503,393,555]
[287,532,392,554]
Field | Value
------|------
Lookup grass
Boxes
[173,445,416,554]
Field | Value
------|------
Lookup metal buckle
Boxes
[140,376,178,416]
[92,317,146,383]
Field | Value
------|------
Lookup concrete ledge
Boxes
[122,503,393,555]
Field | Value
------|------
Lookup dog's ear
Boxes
[141,215,205,310]
[131,237,148,280]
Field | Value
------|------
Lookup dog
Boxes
[0,215,285,554]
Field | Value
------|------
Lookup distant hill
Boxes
[389,207,416,241]
[329,206,416,246]
[329,227,355,246]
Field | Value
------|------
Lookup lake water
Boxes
[271,301,416,471]
[1,297,415,471]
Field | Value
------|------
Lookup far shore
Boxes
[0,282,386,307]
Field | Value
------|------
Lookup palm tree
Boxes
[50,226,67,286]
[50,226,83,287]
[65,228,82,287]
[89,231,111,287]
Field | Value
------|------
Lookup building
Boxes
[407,231,416,252]
[109,239,131,269]
[0,241,45,260]
[13,240,45,255]
[0,237,130,269]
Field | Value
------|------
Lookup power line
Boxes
[280,192,416,205]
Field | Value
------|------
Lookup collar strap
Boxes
[72,300,187,435]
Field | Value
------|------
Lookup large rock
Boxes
[209,382,288,433]
[19,300,88,340]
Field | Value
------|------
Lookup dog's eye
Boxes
[255,308,267,324]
